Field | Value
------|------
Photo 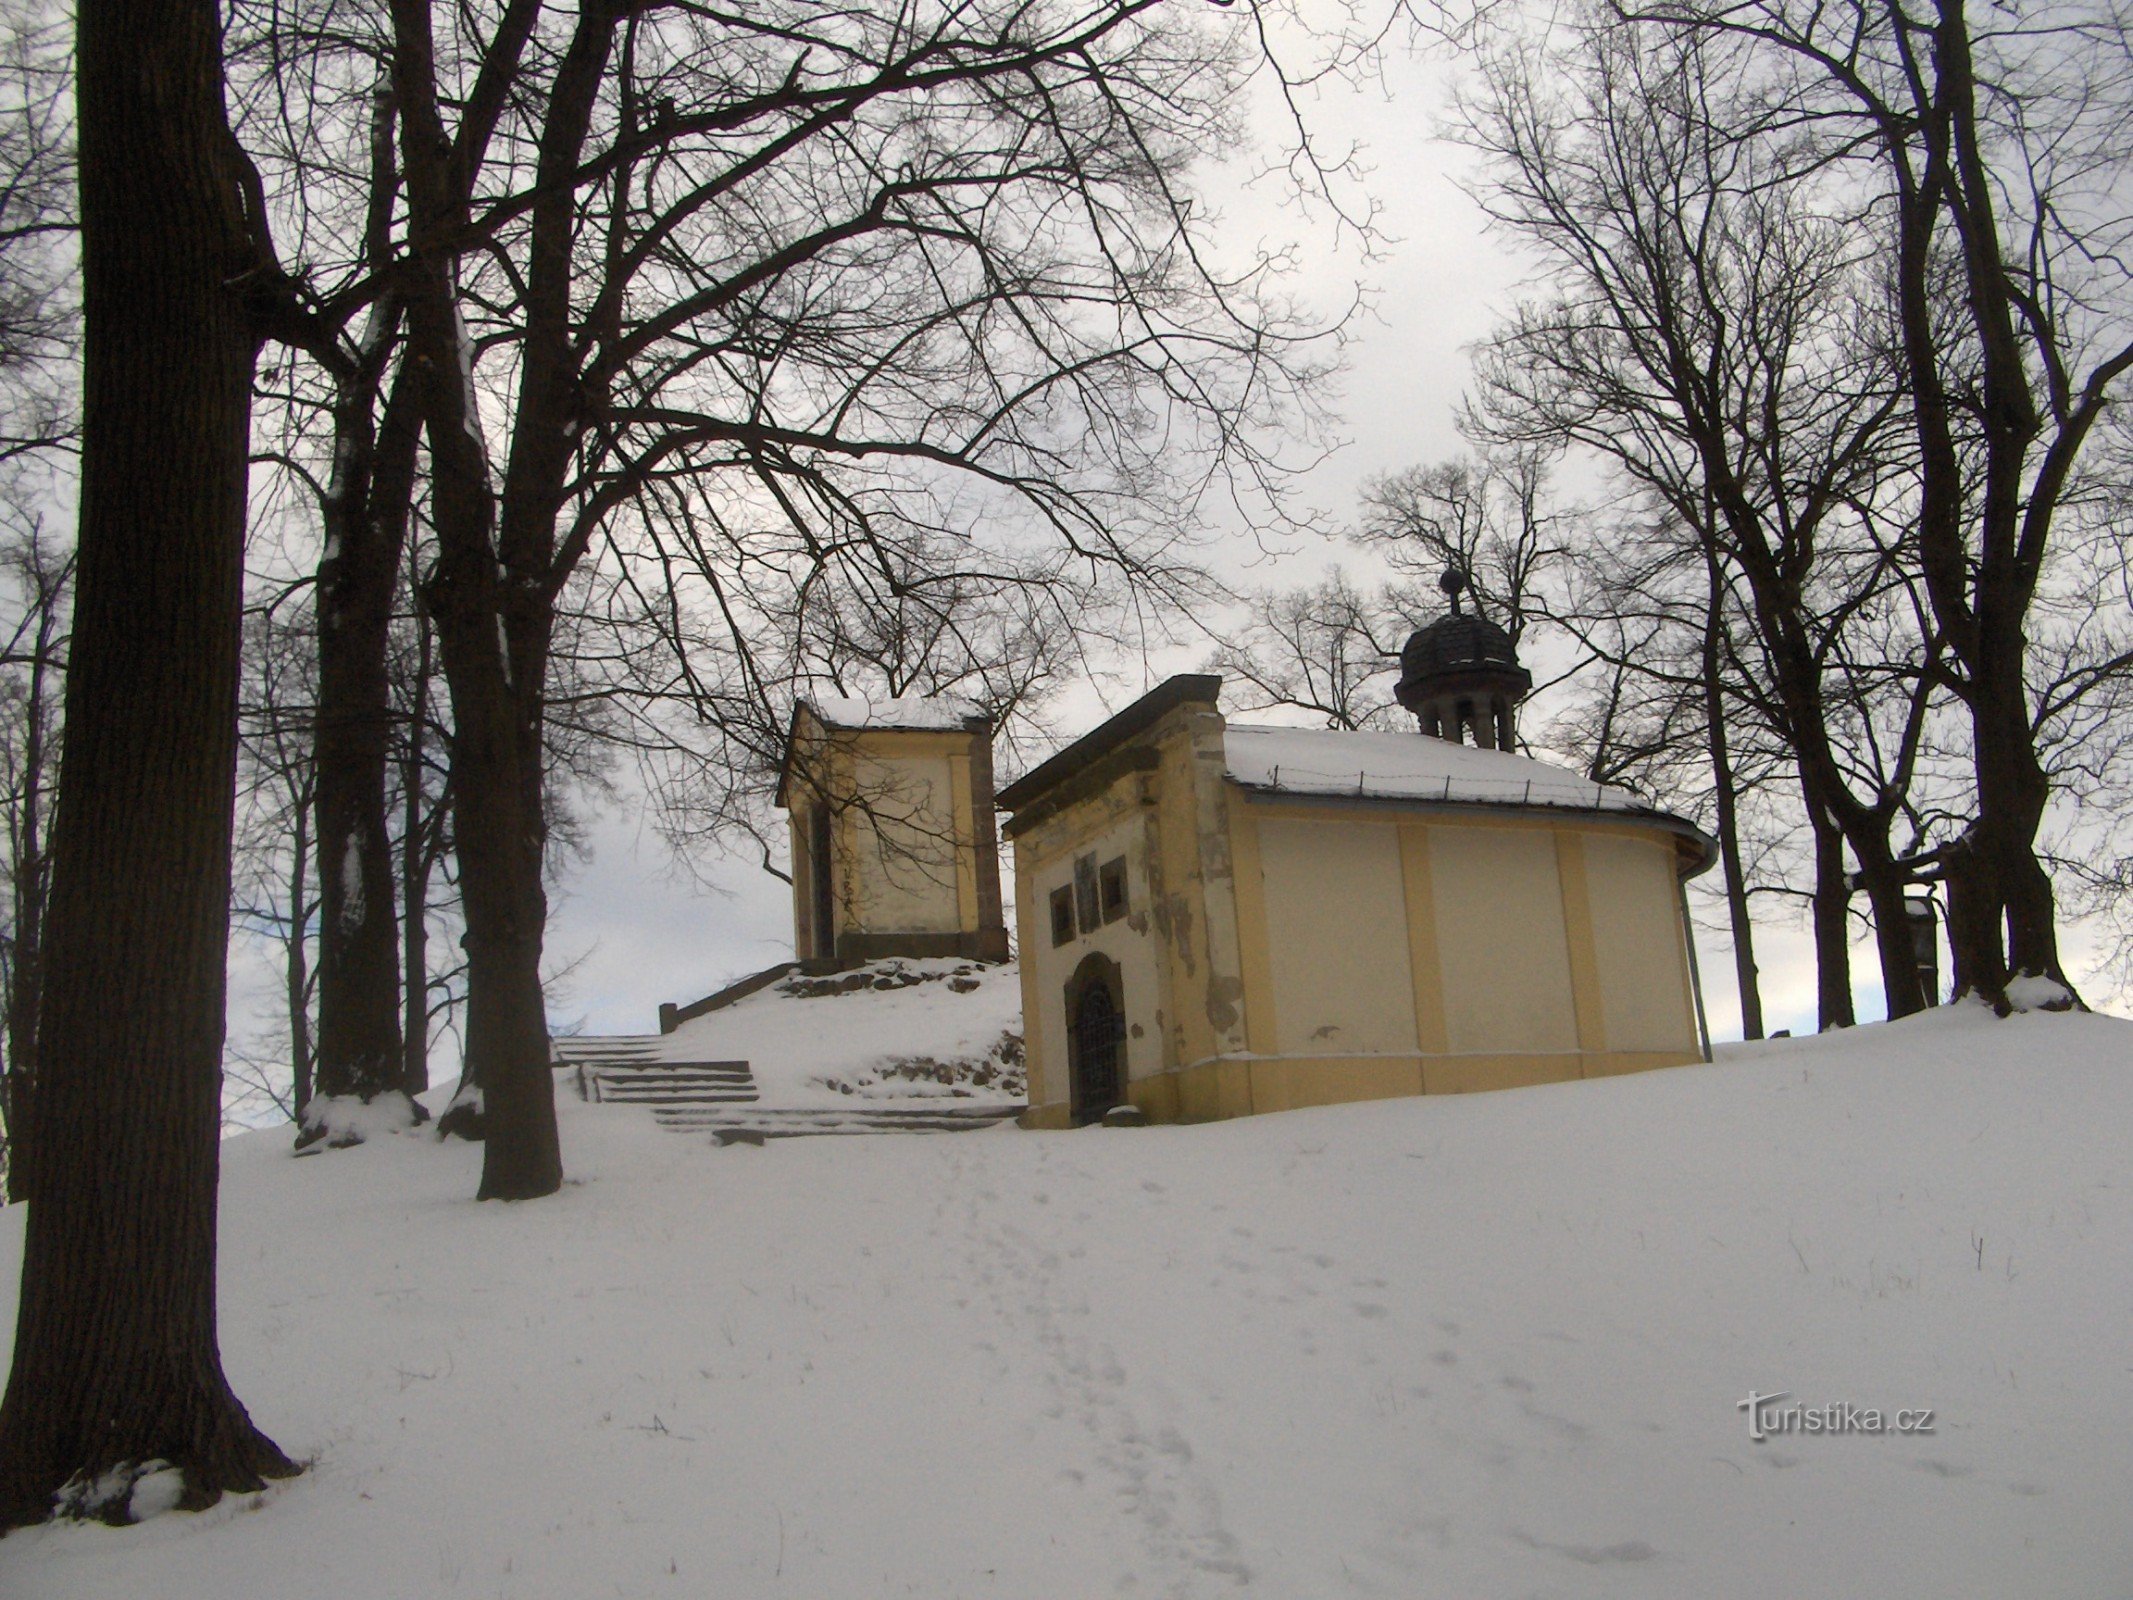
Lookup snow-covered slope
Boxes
[564,956,1026,1107]
[3,1005,2130,1597]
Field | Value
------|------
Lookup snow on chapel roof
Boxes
[798,691,986,732]
[1222,723,1650,814]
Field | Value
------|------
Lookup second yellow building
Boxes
[1000,674,1715,1128]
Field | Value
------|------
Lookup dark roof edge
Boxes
[996,674,1223,813]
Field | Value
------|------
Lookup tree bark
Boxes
[0,0,297,1525]
[1855,847,1929,1018]
[305,362,421,1141]
[286,781,314,1114]
[1940,832,2006,1004]
[1807,798,1855,1030]
[399,577,437,1099]
[1700,551,1764,1039]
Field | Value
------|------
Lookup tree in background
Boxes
[0,523,67,1193]
[0,0,297,1526]
[1354,447,1564,645]
[229,595,321,1126]
[231,0,1338,1198]
[0,4,74,1194]
[1623,0,2133,1005]
[0,4,71,476]
[1207,568,1406,730]
[1458,13,1946,1023]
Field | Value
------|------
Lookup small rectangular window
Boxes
[1074,853,1100,934]
[1050,884,1077,947]
[1099,856,1128,923]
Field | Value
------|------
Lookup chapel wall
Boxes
[1011,769,1172,1128]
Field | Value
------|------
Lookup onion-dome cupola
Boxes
[1394,568,1532,751]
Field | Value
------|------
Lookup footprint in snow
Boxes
[1510,1531,1659,1566]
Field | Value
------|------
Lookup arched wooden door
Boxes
[1066,954,1125,1124]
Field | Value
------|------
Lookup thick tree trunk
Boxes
[287,786,313,1114]
[1857,853,1929,1020]
[396,265,559,1197]
[1941,832,2007,1004]
[0,0,297,1525]
[1807,800,1855,1031]
[1968,674,2071,999]
[399,587,435,1099]
[387,0,620,1198]
[305,366,422,1143]
[1700,556,1763,1039]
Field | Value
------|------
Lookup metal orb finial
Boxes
[1438,566,1467,615]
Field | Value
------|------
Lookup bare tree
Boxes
[1460,11,1946,1022]
[0,519,66,1196]
[0,0,297,1528]
[0,3,73,474]
[0,4,76,1196]
[1354,447,1565,643]
[1207,568,1406,730]
[1624,0,2133,1005]
[232,592,321,1122]
[287,0,1337,1198]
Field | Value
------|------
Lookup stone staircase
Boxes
[556,1037,760,1108]
[655,1101,1022,1144]
[554,1035,1020,1142]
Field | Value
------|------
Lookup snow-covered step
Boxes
[653,1102,1022,1141]
[576,1059,760,1106]
[553,1035,666,1063]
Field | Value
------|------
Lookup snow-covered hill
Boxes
[3,1004,2130,1597]
[563,955,1026,1106]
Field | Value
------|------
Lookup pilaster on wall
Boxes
[1179,708,1252,1066]
[967,728,1009,946]
[1397,824,1451,1057]
[1227,807,1278,1056]
[1554,832,1608,1054]
[949,751,979,932]
[1012,858,1053,1110]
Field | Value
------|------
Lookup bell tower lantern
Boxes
[1394,569,1532,751]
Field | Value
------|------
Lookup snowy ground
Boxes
[565,956,1027,1107]
[3,1004,2130,1597]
